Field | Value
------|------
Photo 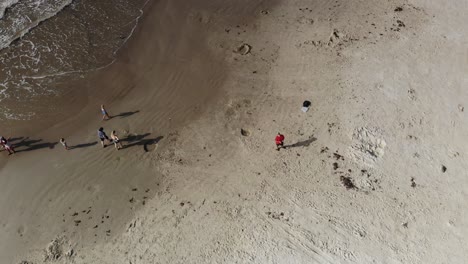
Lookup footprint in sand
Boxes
[236,44,252,55]
[241,128,251,137]
[17,225,25,237]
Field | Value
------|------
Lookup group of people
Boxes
[97,127,123,150]
[59,104,123,152]
[3,104,286,155]
[98,105,123,150]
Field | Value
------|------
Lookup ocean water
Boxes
[0,0,18,19]
[0,0,148,120]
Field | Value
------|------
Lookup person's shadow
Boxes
[13,138,58,153]
[284,136,317,149]
[8,137,24,142]
[70,141,98,149]
[111,110,140,119]
[121,133,164,152]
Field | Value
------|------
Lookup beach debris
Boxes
[327,123,337,134]
[321,147,329,153]
[332,162,339,170]
[236,43,252,55]
[394,7,403,12]
[328,29,345,46]
[128,220,137,231]
[458,104,464,112]
[396,20,405,27]
[302,100,311,112]
[297,16,314,25]
[65,248,74,258]
[402,222,408,228]
[74,220,81,226]
[240,128,251,136]
[333,152,345,160]
[131,188,138,192]
[261,10,269,15]
[411,177,417,188]
[408,88,416,100]
[266,211,287,220]
[340,176,357,190]
[441,165,447,173]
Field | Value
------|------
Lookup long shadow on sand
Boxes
[71,141,98,149]
[14,138,58,153]
[284,136,317,149]
[121,133,164,152]
[7,137,24,142]
[111,110,140,119]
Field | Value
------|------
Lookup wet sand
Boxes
[1,0,468,263]
[0,0,229,261]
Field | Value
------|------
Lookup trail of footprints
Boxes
[60,187,152,243]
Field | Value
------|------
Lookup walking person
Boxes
[110,130,123,150]
[275,132,285,151]
[98,127,111,148]
[1,136,15,155]
[0,136,5,151]
[101,104,111,120]
[60,138,70,150]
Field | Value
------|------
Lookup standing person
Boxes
[110,130,123,150]
[60,138,70,150]
[1,136,15,155]
[275,133,285,151]
[98,127,111,148]
[0,136,5,151]
[101,104,111,120]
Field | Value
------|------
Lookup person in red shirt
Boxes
[275,133,285,151]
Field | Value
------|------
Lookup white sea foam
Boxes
[0,0,72,51]
[0,0,19,19]
[0,0,150,120]
[21,0,152,81]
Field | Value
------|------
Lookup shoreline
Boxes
[0,0,149,128]
[0,0,230,261]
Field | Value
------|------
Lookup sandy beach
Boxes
[1,0,468,263]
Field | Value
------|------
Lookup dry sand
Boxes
[1,0,468,263]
